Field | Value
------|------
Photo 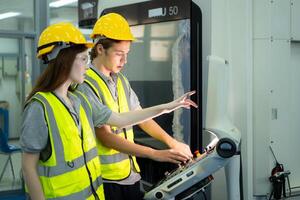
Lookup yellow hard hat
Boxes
[90,13,135,41]
[37,22,93,59]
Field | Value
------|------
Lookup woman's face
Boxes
[100,41,131,74]
[69,50,89,84]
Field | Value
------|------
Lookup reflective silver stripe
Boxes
[87,72,133,134]
[100,152,129,164]
[118,73,131,105]
[73,91,94,131]
[116,74,134,132]
[85,75,105,103]
[33,94,65,164]
[38,147,98,177]
[47,175,103,200]
[71,91,92,116]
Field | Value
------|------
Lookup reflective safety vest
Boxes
[85,68,140,181]
[30,92,105,200]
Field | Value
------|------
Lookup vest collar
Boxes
[90,63,118,84]
[52,91,81,118]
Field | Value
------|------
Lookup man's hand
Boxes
[169,139,193,160]
[148,149,189,164]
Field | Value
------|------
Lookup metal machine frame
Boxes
[144,128,241,200]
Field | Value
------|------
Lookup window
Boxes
[49,0,92,38]
[0,0,34,32]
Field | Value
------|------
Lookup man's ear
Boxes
[96,43,104,55]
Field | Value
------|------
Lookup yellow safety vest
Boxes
[85,68,140,181]
[30,92,105,200]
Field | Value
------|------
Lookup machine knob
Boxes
[155,191,163,199]
[216,138,237,158]
[194,150,201,158]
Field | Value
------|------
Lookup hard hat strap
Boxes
[93,36,107,45]
[42,42,72,64]
[37,41,63,52]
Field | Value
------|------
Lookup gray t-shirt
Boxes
[20,92,112,154]
[77,64,142,185]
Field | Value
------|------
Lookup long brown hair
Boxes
[27,45,87,101]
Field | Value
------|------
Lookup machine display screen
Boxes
[122,19,191,144]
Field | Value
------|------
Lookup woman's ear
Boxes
[96,44,104,55]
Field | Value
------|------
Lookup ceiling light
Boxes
[0,12,21,20]
[50,0,78,8]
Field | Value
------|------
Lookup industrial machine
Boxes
[144,128,240,200]
[143,54,242,199]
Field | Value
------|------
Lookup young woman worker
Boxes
[20,22,197,200]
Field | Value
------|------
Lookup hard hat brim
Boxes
[37,45,55,58]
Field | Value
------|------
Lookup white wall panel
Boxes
[253,39,272,195]
[270,0,290,39]
[291,0,300,40]
[253,0,270,39]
